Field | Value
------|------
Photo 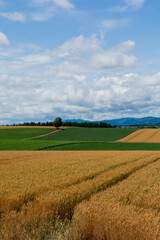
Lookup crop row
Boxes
[118,129,160,143]
[73,160,160,240]
[0,151,159,239]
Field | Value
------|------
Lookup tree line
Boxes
[62,121,116,128]
[11,120,116,128]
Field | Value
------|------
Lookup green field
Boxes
[37,127,139,141]
[0,128,55,139]
[0,127,160,151]
[46,141,160,151]
[0,139,72,150]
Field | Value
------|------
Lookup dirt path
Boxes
[24,128,66,140]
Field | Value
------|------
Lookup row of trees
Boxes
[63,121,116,128]
[17,117,62,128]
[14,117,116,128]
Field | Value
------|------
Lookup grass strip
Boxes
[46,141,160,151]
[0,139,72,150]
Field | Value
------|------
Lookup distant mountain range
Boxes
[64,117,160,126]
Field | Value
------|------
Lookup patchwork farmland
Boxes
[0,127,160,239]
[1,126,160,151]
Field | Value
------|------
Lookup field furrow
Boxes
[35,153,159,219]
[73,160,160,240]
[118,129,160,143]
[0,151,152,213]
[0,151,160,240]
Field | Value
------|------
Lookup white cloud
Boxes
[1,70,160,124]
[101,19,130,31]
[145,72,160,86]
[90,41,136,69]
[1,35,159,124]
[114,40,135,52]
[0,32,10,46]
[46,35,136,70]
[22,54,51,64]
[53,0,74,9]
[56,71,86,82]
[0,35,136,73]
[30,0,74,9]
[125,0,146,10]
[29,0,74,21]
[0,12,26,22]
[49,35,101,58]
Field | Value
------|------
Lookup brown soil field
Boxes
[117,128,160,143]
[0,151,160,239]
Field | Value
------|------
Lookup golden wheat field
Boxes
[74,159,160,240]
[118,128,160,143]
[0,151,160,240]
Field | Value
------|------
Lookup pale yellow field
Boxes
[0,151,160,239]
[118,128,160,143]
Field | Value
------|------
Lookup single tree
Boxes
[54,117,62,129]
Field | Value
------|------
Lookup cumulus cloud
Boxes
[0,32,10,46]
[0,35,159,124]
[0,12,26,22]
[0,70,160,124]
[49,35,101,57]
[46,35,137,70]
[90,41,136,69]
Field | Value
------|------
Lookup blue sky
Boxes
[0,0,160,124]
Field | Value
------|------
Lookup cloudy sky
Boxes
[0,0,160,124]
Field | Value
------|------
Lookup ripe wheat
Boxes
[118,128,160,143]
[73,159,160,240]
[0,151,160,239]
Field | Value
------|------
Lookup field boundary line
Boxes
[38,141,84,150]
[38,141,160,151]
